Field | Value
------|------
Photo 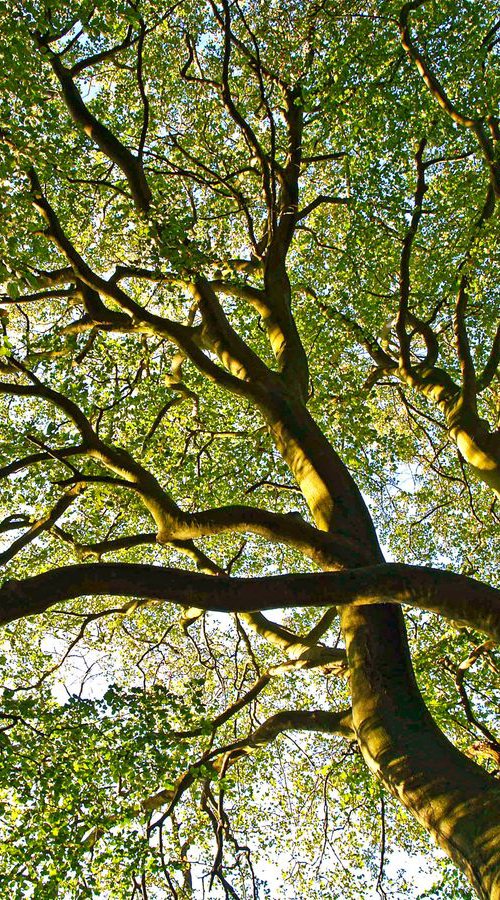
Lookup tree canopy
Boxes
[0,0,499,898]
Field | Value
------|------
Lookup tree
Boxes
[0,0,499,897]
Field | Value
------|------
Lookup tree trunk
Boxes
[342,602,500,900]
[259,380,500,898]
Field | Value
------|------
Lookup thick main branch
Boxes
[1,562,498,641]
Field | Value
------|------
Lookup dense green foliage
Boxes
[0,0,499,897]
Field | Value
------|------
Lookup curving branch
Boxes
[0,371,222,575]
[239,609,346,673]
[146,706,354,826]
[191,278,271,384]
[399,2,500,200]
[477,322,500,393]
[82,703,353,848]
[0,485,83,566]
[0,287,76,306]
[52,528,158,559]
[0,562,498,641]
[216,707,354,766]
[34,32,153,213]
[28,171,259,398]
[406,311,440,369]
[295,195,349,223]
[217,0,274,231]
[322,305,395,370]
[335,245,499,496]
[396,137,427,375]
[454,274,477,409]
[69,25,136,78]
[0,445,85,479]
[210,281,271,318]
[0,371,367,571]
[166,504,365,570]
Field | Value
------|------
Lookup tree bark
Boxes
[1,563,498,638]
[258,382,500,899]
[342,602,500,900]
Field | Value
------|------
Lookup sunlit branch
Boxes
[0,287,76,306]
[396,137,427,375]
[190,278,271,383]
[0,370,367,571]
[477,322,500,393]
[0,445,85,479]
[295,195,349,222]
[34,31,153,212]
[29,171,258,397]
[399,1,500,199]
[210,281,271,318]
[216,707,354,766]
[406,311,439,369]
[454,274,477,409]
[239,610,346,673]
[146,706,354,826]
[321,305,395,370]
[52,527,158,559]
[0,484,83,566]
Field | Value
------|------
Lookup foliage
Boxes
[0,0,499,897]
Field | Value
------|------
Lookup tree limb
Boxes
[35,37,152,212]
[1,562,498,641]
[399,2,500,198]
[454,274,477,409]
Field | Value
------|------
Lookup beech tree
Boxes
[0,1,499,898]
